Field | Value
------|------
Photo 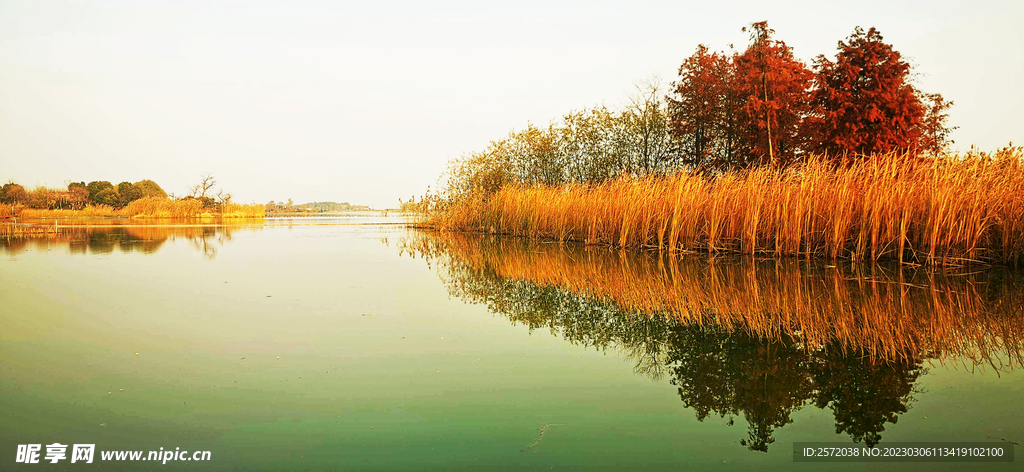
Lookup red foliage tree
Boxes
[668,45,742,169]
[670,23,953,169]
[809,27,926,161]
[732,21,814,168]
[669,22,813,170]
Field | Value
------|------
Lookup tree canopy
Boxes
[667,22,954,169]
[1,178,173,210]
[811,27,929,159]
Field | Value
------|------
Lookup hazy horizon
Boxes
[2,0,1021,208]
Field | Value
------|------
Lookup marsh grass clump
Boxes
[0,203,17,219]
[120,197,204,218]
[221,202,267,218]
[422,150,1024,267]
[19,205,117,218]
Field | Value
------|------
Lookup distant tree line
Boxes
[0,179,167,210]
[0,173,237,211]
[264,200,371,213]
[441,22,955,200]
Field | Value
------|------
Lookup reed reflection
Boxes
[1,221,260,258]
[397,231,1022,451]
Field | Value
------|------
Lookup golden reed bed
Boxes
[423,152,1024,267]
[403,231,1024,366]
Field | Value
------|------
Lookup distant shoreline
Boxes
[266,210,413,217]
[267,210,386,217]
[1,209,418,221]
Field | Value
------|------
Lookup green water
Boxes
[1,220,1022,471]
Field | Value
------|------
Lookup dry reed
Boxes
[423,151,1024,266]
[20,205,117,218]
[220,202,266,218]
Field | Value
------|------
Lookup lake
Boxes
[2,219,1022,471]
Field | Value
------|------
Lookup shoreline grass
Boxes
[422,151,1024,266]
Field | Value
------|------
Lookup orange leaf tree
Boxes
[667,45,741,169]
[669,22,814,170]
[733,21,814,168]
[809,27,927,161]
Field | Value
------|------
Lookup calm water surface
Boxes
[1,219,1022,471]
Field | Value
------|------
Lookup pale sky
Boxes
[1,0,1021,208]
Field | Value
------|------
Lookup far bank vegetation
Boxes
[1,174,264,219]
[264,200,373,215]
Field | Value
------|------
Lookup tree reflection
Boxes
[665,324,921,450]
[397,231,1018,452]
[1,222,256,258]
[811,345,922,447]
[667,325,813,451]
[87,230,117,254]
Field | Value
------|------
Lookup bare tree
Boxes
[190,174,217,198]
[216,190,233,205]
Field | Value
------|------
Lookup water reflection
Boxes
[666,325,921,451]
[396,231,1023,451]
[1,221,261,258]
